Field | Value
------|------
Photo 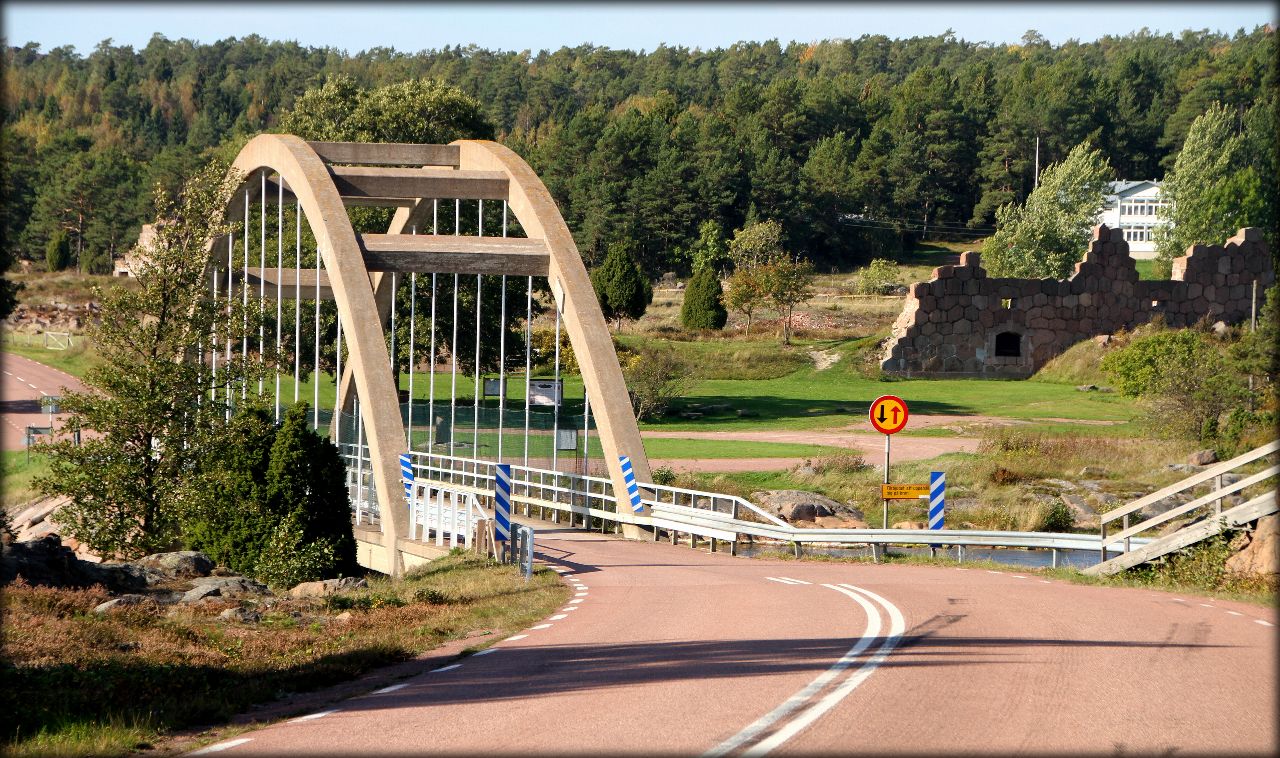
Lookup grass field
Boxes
[2,450,49,511]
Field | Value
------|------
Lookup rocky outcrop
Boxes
[750,490,865,526]
[136,551,215,579]
[1225,515,1280,577]
[286,577,368,598]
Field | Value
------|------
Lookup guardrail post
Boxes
[1051,548,1059,569]
[1122,514,1130,553]
[730,533,739,556]
[1214,474,1223,517]
[956,544,964,563]
[791,541,801,558]
[1099,522,1107,564]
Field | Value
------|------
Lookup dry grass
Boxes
[1,552,569,757]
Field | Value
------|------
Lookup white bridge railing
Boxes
[391,450,1153,565]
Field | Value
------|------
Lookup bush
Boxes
[680,268,727,330]
[651,466,677,486]
[853,258,900,295]
[45,229,72,272]
[1040,500,1075,533]
[590,240,652,328]
[181,403,356,586]
[623,346,691,420]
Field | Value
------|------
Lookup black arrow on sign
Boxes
[877,403,887,423]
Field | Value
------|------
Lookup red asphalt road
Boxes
[196,526,1277,756]
[0,354,86,451]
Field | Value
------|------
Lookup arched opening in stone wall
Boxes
[994,331,1022,357]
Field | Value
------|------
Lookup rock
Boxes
[1076,384,1098,392]
[93,594,154,614]
[815,515,867,529]
[286,577,368,599]
[1039,478,1077,492]
[750,490,845,523]
[1059,494,1099,528]
[1079,466,1109,478]
[219,607,261,623]
[1140,493,1191,520]
[2,535,101,588]
[190,576,271,597]
[1165,463,1202,473]
[136,551,214,579]
[1211,320,1230,338]
[1078,480,1103,493]
[88,562,166,592]
[334,611,353,622]
[182,584,223,603]
[793,466,818,478]
[891,521,926,529]
[1225,515,1279,576]
[1188,449,1218,466]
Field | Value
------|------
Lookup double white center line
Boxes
[706,583,905,756]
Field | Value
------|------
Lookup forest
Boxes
[2,27,1276,278]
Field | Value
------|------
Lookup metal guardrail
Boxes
[393,451,1154,565]
[1098,440,1279,560]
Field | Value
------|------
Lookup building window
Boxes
[995,331,1021,357]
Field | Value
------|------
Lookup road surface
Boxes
[1,354,85,452]
[192,526,1277,756]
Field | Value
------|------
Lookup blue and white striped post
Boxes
[494,463,512,544]
[619,456,643,513]
[928,471,945,530]
[399,453,414,499]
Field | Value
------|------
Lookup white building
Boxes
[1097,180,1170,259]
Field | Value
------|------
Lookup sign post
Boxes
[869,395,909,528]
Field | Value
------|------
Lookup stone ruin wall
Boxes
[880,226,1274,377]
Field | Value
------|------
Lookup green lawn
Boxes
[1,341,101,379]
[2,450,50,510]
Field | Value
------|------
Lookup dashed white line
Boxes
[575,592,588,597]
[288,710,339,724]
[1199,603,1214,608]
[432,664,462,673]
[1012,575,1027,580]
[765,576,811,585]
[189,737,254,754]
[27,383,37,389]
[506,634,528,641]
[1040,580,1052,584]
[985,570,1001,575]
[1227,611,1243,616]
[15,376,25,383]
[473,648,498,657]
[372,683,408,694]
[530,624,552,630]
[568,598,584,604]
[550,614,568,620]
[1254,619,1273,627]
[560,606,578,612]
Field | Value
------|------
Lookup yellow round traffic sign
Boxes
[869,395,909,435]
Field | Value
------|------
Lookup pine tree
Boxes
[590,240,652,329]
[680,267,727,330]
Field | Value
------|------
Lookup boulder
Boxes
[87,562,166,592]
[750,490,845,523]
[286,577,368,599]
[136,551,214,579]
[1059,494,1098,528]
[815,515,867,529]
[219,607,261,623]
[1187,449,1218,466]
[182,584,223,603]
[1079,466,1109,478]
[93,594,155,614]
[2,535,100,588]
[190,576,271,598]
[1225,515,1279,576]
[891,521,926,529]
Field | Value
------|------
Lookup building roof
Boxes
[1105,179,1161,197]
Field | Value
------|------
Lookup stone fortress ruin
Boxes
[880,226,1274,377]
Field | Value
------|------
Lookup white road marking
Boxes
[1012,575,1027,579]
[2,371,11,376]
[1040,580,1052,584]
[1199,603,1214,608]
[27,383,37,389]
[506,634,528,641]
[1172,598,1187,602]
[1227,611,1243,616]
[1255,619,1273,627]
[560,606,578,612]
[531,624,552,630]
[985,570,1001,575]
[372,683,408,694]
[189,737,254,754]
[575,592,588,597]
[765,576,810,585]
[432,664,462,672]
[15,377,24,383]
[473,648,498,656]
[569,598,584,604]
[288,710,339,724]
[550,614,568,620]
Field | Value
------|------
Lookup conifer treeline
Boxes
[3,28,1274,274]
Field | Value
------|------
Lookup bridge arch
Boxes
[217,134,652,575]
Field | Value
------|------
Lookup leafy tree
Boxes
[44,229,72,272]
[36,161,265,558]
[678,219,729,276]
[1153,102,1276,277]
[728,219,786,269]
[762,256,815,345]
[680,267,727,330]
[854,258,901,295]
[590,240,652,329]
[725,266,767,335]
[622,345,691,420]
[982,142,1113,279]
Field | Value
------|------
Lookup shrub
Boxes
[44,229,72,272]
[590,240,652,328]
[623,346,691,420]
[854,258,900,295]
[651,466,677,486]
[680,268,727,330]
[1040,500,1075,533]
